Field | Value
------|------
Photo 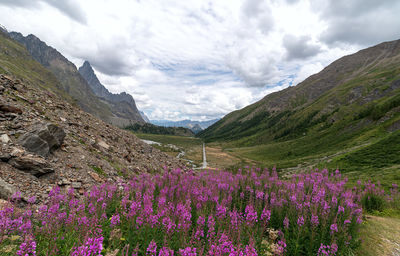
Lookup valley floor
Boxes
[133,132,400,256]
[134,133,257,169]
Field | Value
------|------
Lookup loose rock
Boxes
[0,103,22,114]
[10,147,24,157]
[97,139,110,150]
[0,134,10,144]
[0,153,11,162]
[71,182,82,189]
[18,123,65,157]
[0,178,16,200]
[8,155,54,177]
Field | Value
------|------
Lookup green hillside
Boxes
[198,39,400,186]
[0,30,71,100]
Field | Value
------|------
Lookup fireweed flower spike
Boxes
[0,168,397,255]
[16,236,36,256]
[297,216,305,227]
[311,214,319,226]
[110,213,120,226]
[283,216,289,229]
[147,240,157,256]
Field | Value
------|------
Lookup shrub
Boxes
[361,193,385,213]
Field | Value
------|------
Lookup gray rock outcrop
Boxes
[8,155,54,177]
[18,123,65,157]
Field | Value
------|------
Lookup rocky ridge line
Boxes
[78,61,145,124]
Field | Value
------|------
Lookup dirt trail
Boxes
[358,215,400,256]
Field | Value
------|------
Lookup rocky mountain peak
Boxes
[8,30,145,126]
[78,60,107,97]
[82,60,91,68]
[26,34,40,42]
[78,60,145,124]
[79,60,95,78]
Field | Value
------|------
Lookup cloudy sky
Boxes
[1,0,399,121]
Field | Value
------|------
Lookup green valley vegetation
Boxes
[125,122,194,137]
[134,133,204,166]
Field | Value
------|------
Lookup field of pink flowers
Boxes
[0,167,399,255]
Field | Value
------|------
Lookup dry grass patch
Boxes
[357,215,400,256]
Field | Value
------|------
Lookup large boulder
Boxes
[18,123,65,157]
[0,177,16,200]
[8,155,54,177]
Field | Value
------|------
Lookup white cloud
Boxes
[283,34,322,60]
[0,0,399,121]
[311,0,400,46]
[0,0,86,24]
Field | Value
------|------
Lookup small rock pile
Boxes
[0,74,183,203]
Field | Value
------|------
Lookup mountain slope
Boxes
[140,111,150,123]
[0,30,182,202]
[7,32,115,122]
[198,39,400,178]
[0,31,70,100]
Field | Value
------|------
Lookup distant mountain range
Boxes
[8,31,144,126]
[151,119,219,133]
